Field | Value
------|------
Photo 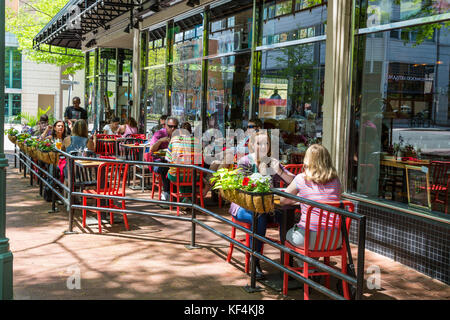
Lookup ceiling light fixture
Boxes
[186,0,200,7]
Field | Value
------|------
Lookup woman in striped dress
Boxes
[280,144,342,250]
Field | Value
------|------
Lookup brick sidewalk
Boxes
[5,154,450,300]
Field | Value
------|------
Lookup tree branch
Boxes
[19,0,53,18]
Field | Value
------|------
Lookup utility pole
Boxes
[0,0,14,300]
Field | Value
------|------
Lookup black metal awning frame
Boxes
[33,0,142,51]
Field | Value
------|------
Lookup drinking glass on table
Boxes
[55,139,62,150]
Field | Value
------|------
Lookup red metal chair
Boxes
[430,161,450,214]
[226,216,268,274]
[169,157,205,216]
[280,164,304,188]
[82,162,129,233]
[282,200,354,300]
[95,134,119,156]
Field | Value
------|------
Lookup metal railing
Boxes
[13,145,366,300]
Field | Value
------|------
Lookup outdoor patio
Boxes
[5,152,450,300]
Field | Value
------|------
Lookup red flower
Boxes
[242,177,250,186]
[251,183,256,188]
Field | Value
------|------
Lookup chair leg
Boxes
[170,183,173,211]
[151,173,156,199]
[304,262,309,300]
[226,226,237,263]
[342,253,350,300]
[97,211,102,234]
[109,200,114,225]
[324,257,330,289]
[82,196,87,228]
[283,252,290,296]
[122,201,129,230]
[176,193,180,216]
[244,233,250,274]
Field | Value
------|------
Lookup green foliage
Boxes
[5,128,19,136]
[6,0,84,75]
[37,138,55,152]
[16,133,31,143]
[210,168,243,191]
[210,168,272,193]
[15,105,53,127]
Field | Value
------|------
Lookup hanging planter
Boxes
[212,168,274,214]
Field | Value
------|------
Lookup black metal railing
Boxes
[13,146,366,300]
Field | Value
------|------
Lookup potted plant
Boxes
[16,133,31,151]
[5,128,19,144]
[37,139,59,165]
[210,168,274,214]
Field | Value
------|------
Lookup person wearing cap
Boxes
[33,114,52,138]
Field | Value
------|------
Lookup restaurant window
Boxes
[99,48,117,120]
[255,0,327,163]
[171,13,204,125]
[262,0,326,45]
[207,2,253,133]
[349,19,450,218]
[4,93,21,123]
[145,26,167,124]
[360,0,448,28]
[5,47,22,89]
[117,49,133,120]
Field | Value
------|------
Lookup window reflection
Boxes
[258,41,325,143]
[351,23,450,215]
[172,62,202,124]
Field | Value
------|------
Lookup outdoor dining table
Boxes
[256,194,302,292]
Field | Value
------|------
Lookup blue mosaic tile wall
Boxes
[348,201,450,285]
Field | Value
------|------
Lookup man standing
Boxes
[149,117,179,201]
[64,96,88,128]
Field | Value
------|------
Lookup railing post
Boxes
[49,165,58,213]
[186,166,200,250]
[65,156,76,234]
[0,0,14,299]
[244,212,262,293]
[356,216,366,300]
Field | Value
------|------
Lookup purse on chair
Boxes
[336,201,357,300]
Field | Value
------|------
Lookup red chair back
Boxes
[173,154,204,187]
[431,161,450,191]
[96,162,129,197]
[303,200,354,253]
[129,134,146,139]
[280,164,303,187]
[284,164,304,175]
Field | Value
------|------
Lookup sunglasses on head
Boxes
[167,124,178,129]
[247,125,255,129]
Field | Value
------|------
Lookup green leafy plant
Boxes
[5,128,19,136]
[37,138,55,152]
[15,106,53,127]
[210,168,272,193]
[16,133,31,143]
[24,137,39,148]
[210,168,243,191]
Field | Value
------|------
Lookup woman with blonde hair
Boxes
[280,144,342,249]
[229,130,296,279]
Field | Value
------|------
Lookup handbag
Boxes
[336,201,357,300]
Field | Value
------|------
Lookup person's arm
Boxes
[280,178,299,206]
[40,125,52,140]
[87,135,96,152]
[150,136,170,153]
[62,137,71,152]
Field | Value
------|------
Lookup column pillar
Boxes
[322,0,354,189]
[0,0,14,300]
[132,28,141,121]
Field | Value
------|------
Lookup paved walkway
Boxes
[5,153,450,300]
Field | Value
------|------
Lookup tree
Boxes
[6,0,84,75]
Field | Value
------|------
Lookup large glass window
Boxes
[359,0,449,29]
[5,47,22,89]
[350,21,450,217]
[207,3,253,133]
[261,0,327,46]
[4,93,21,123]
[171,13,204,124]
[255,0,327,161]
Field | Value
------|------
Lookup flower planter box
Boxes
[8,135,17,144]
[220,188,274,214]
[37,150,59,165]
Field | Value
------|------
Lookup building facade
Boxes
[34,0,450,284]
[5,0,85,124]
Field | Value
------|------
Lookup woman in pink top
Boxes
[119,117,138,137]
[280,144,342,250]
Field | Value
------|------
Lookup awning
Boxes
[33,0,139,50]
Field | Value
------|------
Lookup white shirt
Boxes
[103,124,118,135]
